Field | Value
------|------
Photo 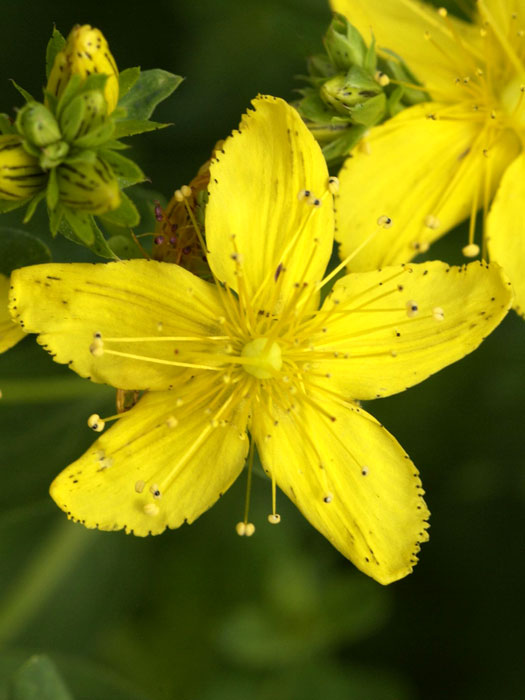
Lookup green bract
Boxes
[296,13,428,166]
[0,25,182,259]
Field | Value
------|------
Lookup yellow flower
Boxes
[9,97,512,584]
[47,25,119,114]
[332,0,525,315]
[0,274,25,352]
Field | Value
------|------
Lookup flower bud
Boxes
[0,135,46,200]
[320,69,382,115]
[57,156,120,214]
[16,103,61,147]
[46,25,119,113]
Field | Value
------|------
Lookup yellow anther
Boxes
[424,214,440,230]
[87,413,105,432]
[327,176,339,194]
[462,243,480,257]
[135,480,145,493]
[150,484,162,499]
[181,185,192,198]
[438,7,447,17]
[143,503,159,516]
[174,189,184,202]
[433,307,445,321]
[236,521,246,536]
[377,215,393,228]
[406,300,419,318]
[166,416,178,428]
[375,70,390,86]
[268,513,281,524]
[245,523,255,536]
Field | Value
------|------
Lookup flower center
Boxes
[241,337,282,379]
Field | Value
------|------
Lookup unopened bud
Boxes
[60,89,111,144]
[323,14,367,70]
[57,156,120,214]
[0,135,46,200]
[46,25,119,113]
[16,103,61,147]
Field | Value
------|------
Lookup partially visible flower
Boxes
[9,97,512,584]
[46,25,119,114]
[0,135,46,201]
[0,274,24,352]
[153,142,224,278]
[332,0,525,316]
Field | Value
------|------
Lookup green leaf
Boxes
[98,149,146,188]
[0,227,52,275]
[8,655,73,700]
[99,191,140,228]
[45,27,66,80]
[113,118,170,139]
[59,209,117,259]
[9,80,34,104]
[118,67,141,99]
[0,114,16,135]
[118,69,183,120]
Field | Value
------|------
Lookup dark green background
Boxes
[0,1,524,698]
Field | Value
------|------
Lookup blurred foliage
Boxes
[0,1,524,699]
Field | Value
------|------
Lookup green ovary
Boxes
[241,338,282,379]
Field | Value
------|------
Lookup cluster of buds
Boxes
[0,24,181,257]
[296,14,427,165]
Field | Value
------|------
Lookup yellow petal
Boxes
[9,260,225,390]
[312,260,512,400]
[0,274,25,353]
[336,104,518,272]
[252,396,429,585]
[50,378,249,535]
[487,153,525,317]
[330,0,482,99]
[206,95,333,312]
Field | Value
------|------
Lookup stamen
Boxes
[236,521,255,536]
[432,307,445,321]
[424,215,440,230]
[135,480,145,493]
[143,503,159,516]
[268,513,281,524]
[462,243,480,257]
[375,70,390,86]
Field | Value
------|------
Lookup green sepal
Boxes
[98,190,140,227]
[323,14,367,70]
[113,118,170,139]
[55,75,83,119]
[43,91,58,115]
[59,92,87,142]
[49,202,63,235]
[98,148,146,188]
[0,114,16,135]
[0,198,29,214]
[19,140,40,158]
[73,120,115,149]
[297,91,337,126]
[363,34,378,75]
[63,148,97,165]
[321,124,367,165]
[59,208,117,258]
[46,167,59,211]
[39,140,70,169]
[101,139,130,151]
[23,190,46,223]
[307,54,337,80]
[9,80,35,104]
[349,92,386,126]
[118,69,183,120]
[0,227,52,276]
[45,27,66,80]
[118,67,141,99]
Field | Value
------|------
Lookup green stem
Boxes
[0,520,93,646]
